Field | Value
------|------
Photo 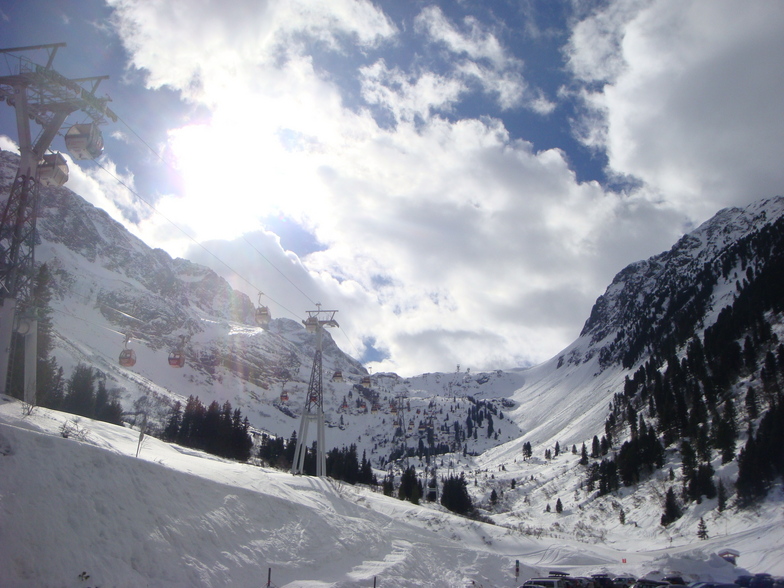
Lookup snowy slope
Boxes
[2,396,776,588]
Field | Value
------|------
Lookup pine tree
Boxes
[745,386,759,420]
[490,488,498,506]
[697,517,709,540]
[591,435,600,458]
[399,466,420,504]
[63,363,96,418]
[440,473,473,515]
[164,401,182,441]
[717,478,727,512]
[661,487,682,526]
[555,498,563,513]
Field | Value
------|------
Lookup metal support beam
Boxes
[291,308,338,477]
[0,43,114,399]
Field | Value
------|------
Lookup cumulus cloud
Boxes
[414,5,553,113]
[99,0,696,376]
[566,0,784,218]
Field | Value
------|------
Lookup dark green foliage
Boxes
[38,362,64,410]
[584,454,620,496]
[93,380,123,426]
[661,487,682,526]
[697,517,709,540]
[163,401,182,442]
[717,478,727,512]
[398,466,422,503]
[736,401,784,504]
[555,498,563,513]
[687,463,716,503]
[615,428,665,486]
[745,386,759,420]
[579,442,589,466]
[258,432,291,469]
[591,435,600,458]
[166,395,253,461]
[714,398,738,464]
[522,441,532,460]
[382,472,395,496]
[594,217,784,513]
[51,363,122,425]
[440,473,473,515]
[327,444,377,486]
[258,436,377,486]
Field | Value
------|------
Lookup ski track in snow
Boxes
[1,396,781,587]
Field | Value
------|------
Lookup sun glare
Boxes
[166,109,329,244]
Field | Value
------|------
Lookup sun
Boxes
[163,87,342,247]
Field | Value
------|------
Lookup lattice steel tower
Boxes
[291,305,338,477]
[0,43,116,400]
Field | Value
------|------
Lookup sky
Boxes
[1,0,783,376]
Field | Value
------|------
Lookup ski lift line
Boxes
[90,158,301,320]
[336,325,363,364]
[50,306,127,338]
[99,302,145,324]
[112,111,175,170]
[241,235,317,306]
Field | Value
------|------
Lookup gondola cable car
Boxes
[168,334,187,368]
[65,123,104,160]
[255,292,271,327]
[303,315,319,333]
[38,152,69,187]
[119,333,136,367]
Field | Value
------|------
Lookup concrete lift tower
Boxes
[291,305,338,477]
[0,43,116,402]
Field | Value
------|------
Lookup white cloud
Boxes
[102,0,692,376]
[566,0,784,219]
[360,60,465,123]
[413,5,553,113]
[415,6,513,69]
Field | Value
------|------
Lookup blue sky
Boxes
[2,0,783,376]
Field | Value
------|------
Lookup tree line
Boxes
[163,395,254,462]
[580,217,784,521]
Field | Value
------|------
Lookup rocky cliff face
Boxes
[575,197,784,370]
[0,149,365,431]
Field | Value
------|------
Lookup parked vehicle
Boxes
[614,575,637,588]
[520,578,569,588]
[749,574,774,588]
[632,580,670,588]
[593,574,616,588]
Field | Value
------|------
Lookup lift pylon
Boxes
[0,43,116,399]
[291,305,338,477]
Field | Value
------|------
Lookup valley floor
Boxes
[1,396,781,588]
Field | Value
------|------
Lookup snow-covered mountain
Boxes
[2,149,784,586]
[1,149,369,438]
